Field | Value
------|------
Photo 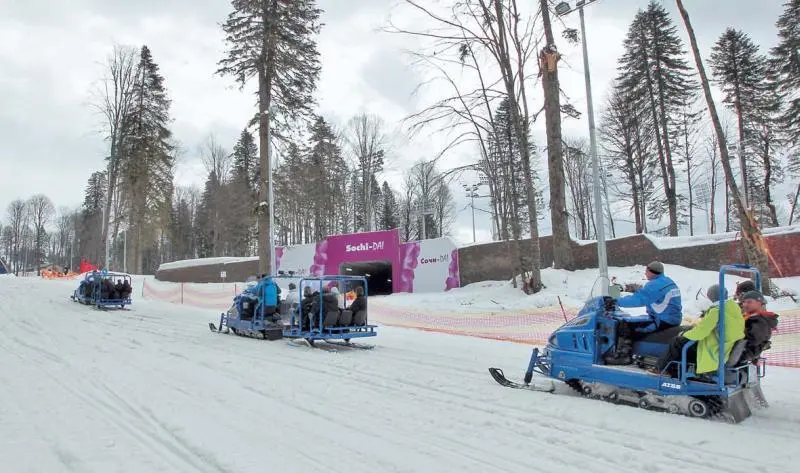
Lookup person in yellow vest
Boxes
[652,284,744,376]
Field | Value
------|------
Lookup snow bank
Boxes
[571,224,800,249]
[158,256,257,271]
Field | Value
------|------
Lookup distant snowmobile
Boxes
[71,270,133,310]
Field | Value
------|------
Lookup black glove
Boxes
[603,296,616,312]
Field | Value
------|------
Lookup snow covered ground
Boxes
[2,276,800,472]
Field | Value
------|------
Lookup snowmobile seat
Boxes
[726,339,748,368]
[339,309,353,326]
[239,297,257,320]
[352,309,367,326]
[323,309,339,328]
[278,301,290,315]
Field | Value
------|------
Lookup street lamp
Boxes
[556,0,608,296]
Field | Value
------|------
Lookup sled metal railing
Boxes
[716,264,761,391]
[295,275,370,333]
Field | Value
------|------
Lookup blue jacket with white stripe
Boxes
[617,274,682,332]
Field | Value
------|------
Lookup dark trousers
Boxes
[656,336,696,372]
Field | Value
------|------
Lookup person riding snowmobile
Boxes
[616,261,683,334]
[653,284,744,376]
[739,290,779,362]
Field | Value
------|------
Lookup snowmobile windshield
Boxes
[586,276,607,303]
[244,275,258,289]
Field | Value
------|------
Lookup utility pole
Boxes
[123,228,127,273]
[556,0,608,295]
[268,106,277,276]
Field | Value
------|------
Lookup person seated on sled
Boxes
[653,284,744,376]
[310,286,340,328]
[101,278,116,300]
[734,280,756,308]
[349,286,367,318]
[120,279,132,298]
[300,286,316,329]
[739,290,779,362]
[616,261,682,334]
[284,283,299,310]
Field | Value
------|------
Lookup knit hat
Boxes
[646,261,664,275]
[736,280,756,295]
[740,290,766,305]
[707,284,728,302]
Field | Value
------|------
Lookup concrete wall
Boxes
[157,260,258,283]
[457,229,800,286]
[158,228,800,286]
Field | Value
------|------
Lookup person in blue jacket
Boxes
[617,261,683,334]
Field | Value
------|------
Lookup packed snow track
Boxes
[1,277,799,473]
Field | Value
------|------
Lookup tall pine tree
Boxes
[119,45,175,274]
[771,0,800,149]
[229,128,259,255]
[617,1,697,235]
[711,28,782,226]
[218,0,322,275]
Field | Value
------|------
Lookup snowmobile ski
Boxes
[488,368,555,392]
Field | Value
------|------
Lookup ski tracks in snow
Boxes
[1,277,799,472]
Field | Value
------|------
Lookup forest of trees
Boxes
[2,0,798,288]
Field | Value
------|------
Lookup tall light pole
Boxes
[462,180,490,243]
[463,184,479,243]
[268,106,277,276]
[556,0,608,295]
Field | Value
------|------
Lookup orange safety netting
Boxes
[141,279,800,368]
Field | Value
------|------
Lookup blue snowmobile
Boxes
[209,274,377,348]
[489,264,768,423]
[71,270,133,310]
[208,275,284,339]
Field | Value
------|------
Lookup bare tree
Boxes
[92,45,138,268]
[563,139,594,239]
[346,113,386,231]
[676,0,772,293]
[388,0,545,291]
[538,0,573,269]
[201,133,232,183]
[6,200,27,275]
[27,194,55,275]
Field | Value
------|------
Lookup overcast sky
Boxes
[0,0,787,245]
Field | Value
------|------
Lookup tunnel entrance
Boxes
[339,260,393,296]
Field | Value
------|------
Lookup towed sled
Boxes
[489,264,769,423]
[209,275,377,350]
[70,271,133,310]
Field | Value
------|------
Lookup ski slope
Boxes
[2,276,800,473]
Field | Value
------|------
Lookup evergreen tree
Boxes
[79,172,108,265]
[194,174,220,258]
[305,116,346,240]
[711,28,783,226]
[380,181,399,230]
[228,128,259,254]
[231,128,259,190]
[617,1,697,235]
[119,45,175,274]
[771,0,800,153]
[218,0,322,274]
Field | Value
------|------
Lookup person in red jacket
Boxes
[739,290,779,362]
